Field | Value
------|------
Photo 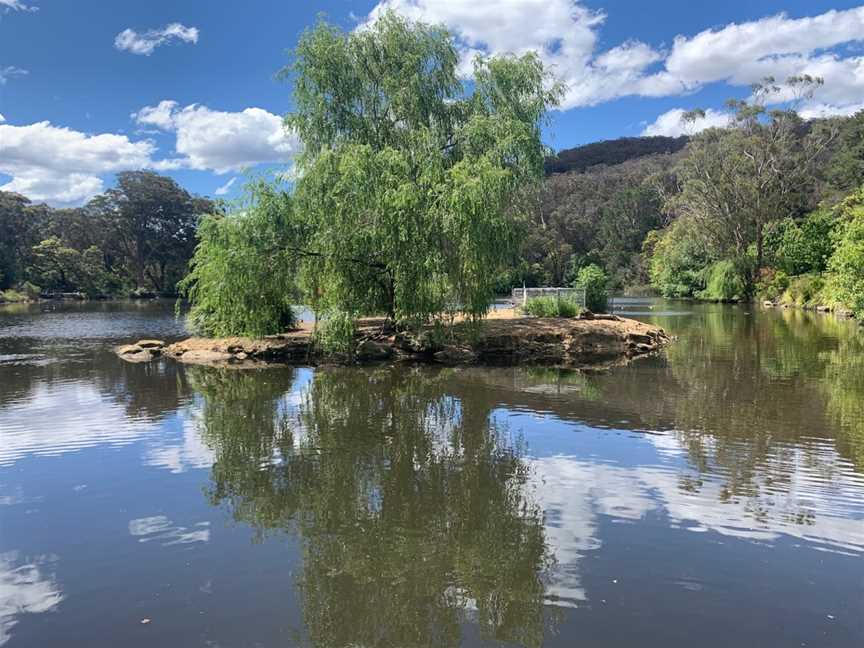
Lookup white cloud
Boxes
[114,23,199,56]
[133,99,177,130]
[0,120,155,205]
[0,66,27,84]
[0,114,5,123]
[642,108,732,137]
[214,177,237,196]
[0,0,37,11]
[0,553,62,647]
[133,101,299,173]
[365,2,864,116]
[0,100,298,205]
[128,516,210,546]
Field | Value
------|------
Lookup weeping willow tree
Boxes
[178,184,305,337]
[181,11,562,336]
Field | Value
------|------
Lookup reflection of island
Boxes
[190,366,555,648]
[0,553,63,647]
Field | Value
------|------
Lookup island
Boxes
[116,308,668,368]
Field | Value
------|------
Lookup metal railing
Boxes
[511,287,587,308]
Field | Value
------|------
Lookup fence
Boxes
[511,287,587,308]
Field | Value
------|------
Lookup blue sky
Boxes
[2,0,864,205]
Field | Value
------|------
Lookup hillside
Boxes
[545,135,689,175]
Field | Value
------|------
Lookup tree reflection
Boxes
[189,366,553,648]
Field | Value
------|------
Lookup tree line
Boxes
[5,15,864,327]
[0,171,215,301]
[512,77,864,319]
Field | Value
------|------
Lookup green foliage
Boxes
[178,185,298,337]
[493,261,549,294]
[521,296,582,318]
[755,269,791,301]
[88,171,214,293]
[763,210,839,275]
[825,111,864,192]
[27,237,115,297]
[697,260,748,302]
[1,172,213,297]
[314,310,358,357]
[0,289,28,303]
[278,12,562,325]
[647,219,713,298]
[574,263,608,311]
[780,274,826,308]
[825,194,864,317]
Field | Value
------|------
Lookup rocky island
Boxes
[116,308,669,369]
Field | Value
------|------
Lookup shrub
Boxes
[574,264,609,312]
[697,260,747,302]
[764,210,839,276]
[755,269,790,301]
[646,220,713,298]
[780,274,826,308]
[825,212,864,317]
[315,310,357,357]
[521,296,582,318]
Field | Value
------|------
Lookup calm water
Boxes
[1,299,863,647]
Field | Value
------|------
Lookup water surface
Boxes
[1,299,863,647]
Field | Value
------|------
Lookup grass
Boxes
[520,296,584,318]
[0,289,31,303]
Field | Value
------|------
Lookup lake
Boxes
[1,299,862,647]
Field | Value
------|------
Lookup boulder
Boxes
[434,345,477,364]
[117,344,144,356]
[356,340,393,361]
[136,339,165,349]
[763,300,774,308]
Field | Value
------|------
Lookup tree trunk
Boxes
[756,221,764,272]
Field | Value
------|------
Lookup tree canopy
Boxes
[182,12,562,335]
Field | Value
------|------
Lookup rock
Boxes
[763,300,774,308]
[356,340,393,361]
[172,349,234,365]
[838,309,855,319]
[136,339,165,349]
[434,345,477,364]
[117,344,144,355]
[123,349,155,363]
[235,352,248,361]
[394,331,441,353]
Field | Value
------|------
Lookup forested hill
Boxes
[545,135,689,175]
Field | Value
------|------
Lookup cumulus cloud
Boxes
[214,177,237,196]
[0,553,62,647]
[0,120,155,205]
[133,100,299,173]
[0,66,27,84]
[114,23,199,56]
[0,101,298,205]
[642,108,732,137]
[0,0,37,11]
[365,2,864,116]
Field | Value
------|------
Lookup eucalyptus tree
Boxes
[670,76,835,271]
